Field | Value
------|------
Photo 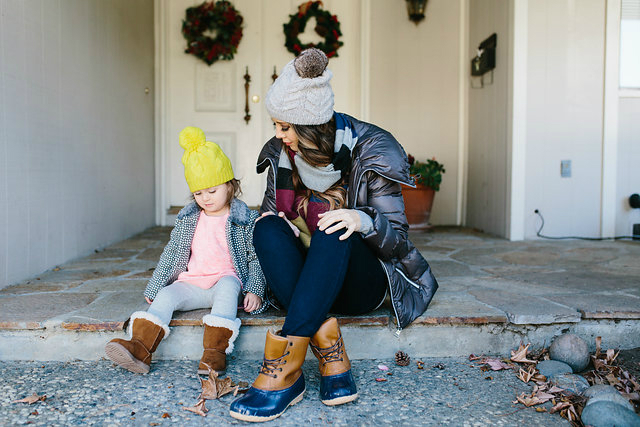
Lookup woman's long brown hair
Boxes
[290,118,347,215]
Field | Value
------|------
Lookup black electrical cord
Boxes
[534,210,637,241]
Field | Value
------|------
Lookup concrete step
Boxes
[2,302,639,361]
[1,226,639,361]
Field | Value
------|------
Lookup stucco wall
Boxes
[0,0,155,287]
[369,0,462,226]
[523,0,605,239]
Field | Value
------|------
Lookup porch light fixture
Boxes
[406,0,428,24]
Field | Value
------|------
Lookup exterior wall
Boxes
[523,0,605,239]
[616,97,640,236]
[369,0,463,226]
[0,0,155,287]
[466,0,510,236]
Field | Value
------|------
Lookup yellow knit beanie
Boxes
[179,126,234,193]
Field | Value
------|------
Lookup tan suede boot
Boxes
[105,312,169,374]
[229,330,310,422]
[310,317,358,405]
[198,315,241,375]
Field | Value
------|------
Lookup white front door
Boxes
[157,0,365,225]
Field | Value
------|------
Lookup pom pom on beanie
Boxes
[294,48,329,78]
[179,126,206,152]
[179,126,234,193]
[265,48,334,125]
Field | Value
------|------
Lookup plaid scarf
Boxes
[275,112,358,237]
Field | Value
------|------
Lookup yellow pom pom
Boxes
[179,126,206,152]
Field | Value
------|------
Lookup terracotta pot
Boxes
[401,183,435,230]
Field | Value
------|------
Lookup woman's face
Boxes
[273,119,299,152]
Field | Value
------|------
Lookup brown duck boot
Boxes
[229,330,310,422]
[310,317,358,405]
[105,312,169,374]
[198,315,241,375]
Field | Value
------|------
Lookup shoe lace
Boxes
[258,351,290,378]
[311,334,344,366]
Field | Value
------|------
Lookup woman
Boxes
[230,48,438,422]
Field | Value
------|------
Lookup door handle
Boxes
[244,66,251,124]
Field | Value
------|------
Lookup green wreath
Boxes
[283,1,343,58]
[182,1,243,66]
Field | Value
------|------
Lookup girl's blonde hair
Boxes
[290,118,347,215]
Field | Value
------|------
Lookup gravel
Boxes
[0,358,571,426]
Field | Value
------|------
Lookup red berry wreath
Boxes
[283,1,343,58]
[182,1,243,66]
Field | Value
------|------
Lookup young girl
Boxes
[105,126,267,375]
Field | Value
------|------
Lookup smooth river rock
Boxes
[581,401,640,427]
[537,360,572,378]
[549,333,590,372]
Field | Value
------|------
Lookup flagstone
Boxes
[544,294,640,319]
[0,293,97,327]
[468,289,580,324]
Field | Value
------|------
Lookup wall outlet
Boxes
[633,224,640,241]
[560,160,571,178]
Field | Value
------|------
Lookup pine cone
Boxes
[395,350,410,366]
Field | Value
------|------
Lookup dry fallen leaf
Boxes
[12,393,46,404]
[518,367,535,383]
[510,343,536,364]
[199,367,239,400]
[484,358,511,371]
[183,399,208,417]
[161,412,170,418]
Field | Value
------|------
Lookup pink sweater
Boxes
[177,211,238,289]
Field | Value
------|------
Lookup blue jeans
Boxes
[253,215,387,337]
[147,276,241,326]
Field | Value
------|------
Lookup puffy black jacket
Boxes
[256,114,438,330]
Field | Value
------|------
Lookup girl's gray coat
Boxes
[143,198,268,314]
[257,114,438,329]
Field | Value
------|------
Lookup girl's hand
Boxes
[244,292,262,313]
[145,297,153,304]
[277,212,300,237]
[317,209,362,241]
[255,211,276,223]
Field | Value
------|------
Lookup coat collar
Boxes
[177,198,252,226]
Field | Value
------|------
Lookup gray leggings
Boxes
[146,276,241,326]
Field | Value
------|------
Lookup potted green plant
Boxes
[402,155,445,229]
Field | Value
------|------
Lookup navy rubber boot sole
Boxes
[229,374,305,422]
[320,370,358,406]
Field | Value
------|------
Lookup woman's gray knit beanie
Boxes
[265,48,334,125]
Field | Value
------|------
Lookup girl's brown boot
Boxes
[198,315,241,375]
[105,312,169,374]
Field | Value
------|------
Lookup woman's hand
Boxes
[244,292,263,313]
[254,211,300,237]
[277,212,300,237]
[317,209,362,240]
[145,297,153,304]
[255,211,276,223]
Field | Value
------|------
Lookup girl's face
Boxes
[193,183,230,216]
[273,119,299,152]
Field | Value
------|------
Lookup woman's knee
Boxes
[254,214,282,241]
[311,228,356,247]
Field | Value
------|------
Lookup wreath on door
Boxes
[283,1,343,57]
[182,1,244,66]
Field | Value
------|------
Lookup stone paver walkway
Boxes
[0,227,639,360]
